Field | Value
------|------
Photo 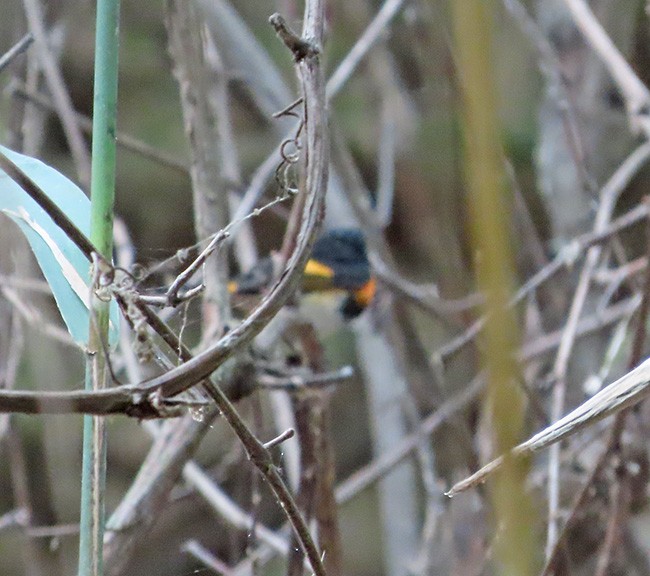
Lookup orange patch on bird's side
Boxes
[354,278,376,307]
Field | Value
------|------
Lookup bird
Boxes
[229,228,375,319]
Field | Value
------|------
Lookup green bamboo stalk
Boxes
[79,0,120,574]
[450,0,538,574]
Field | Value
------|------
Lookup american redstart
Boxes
[229,229,375,318]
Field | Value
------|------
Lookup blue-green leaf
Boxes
[0,146,120,348]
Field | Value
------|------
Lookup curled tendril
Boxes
[95,287,113,303]
[273,102,305,198]
[128,263,146,282]
[275,162,299,197]
[280,138,301,165]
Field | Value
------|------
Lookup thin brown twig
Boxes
[519,295,639,363]
[0,33,33,74]
[286,389,322,576]
[543,200,650,574]
[163,192,291,307]
[502,0,595,196]
[0,287,638,418]
[255,365,354,390]
[593,471,629,576]
[182,540,236,576]
[8,81,189,174]
[262,428,295,450]
[336,374,484,504]
[448,204,650,500]
[120,333,292,569]
[281,320,343,576]
[269,13,319,62]
[230,0,405,225]
[370,252,482,319]
[0,135,315,405]
[546,142,650,554]
[22,0,91,186]
[437,200,650,362]
[115,7,330,576]
[107,234,289,575]
[202,378,327,576]
[217,7,330,575]
[326,0,406,99]
[0,148,97,259]
[561,0,650,136]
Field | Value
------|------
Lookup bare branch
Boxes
[370,252,482,319]
[8,81,188,174]
[269,13,319,62]
[0,34,33,74]
[561,0,650,135]
[182,540,235,576]
[337,375,485,504]
[22,0,91,186]
[447,355,650,497]
[263,428,295,450]
[437,143,650,363]
[326,0,406,99]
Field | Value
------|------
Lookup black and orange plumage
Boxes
[230,229,375,318]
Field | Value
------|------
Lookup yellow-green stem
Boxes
[79,0,120,574]
[451,0,537,574]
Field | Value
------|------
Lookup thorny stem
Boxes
[202,381,326,576]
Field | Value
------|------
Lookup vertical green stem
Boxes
[79,0,120,575]
[451,0,537,574]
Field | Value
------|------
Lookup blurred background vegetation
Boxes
[2,0,650,575]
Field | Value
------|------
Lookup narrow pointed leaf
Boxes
[0,145,119,347]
